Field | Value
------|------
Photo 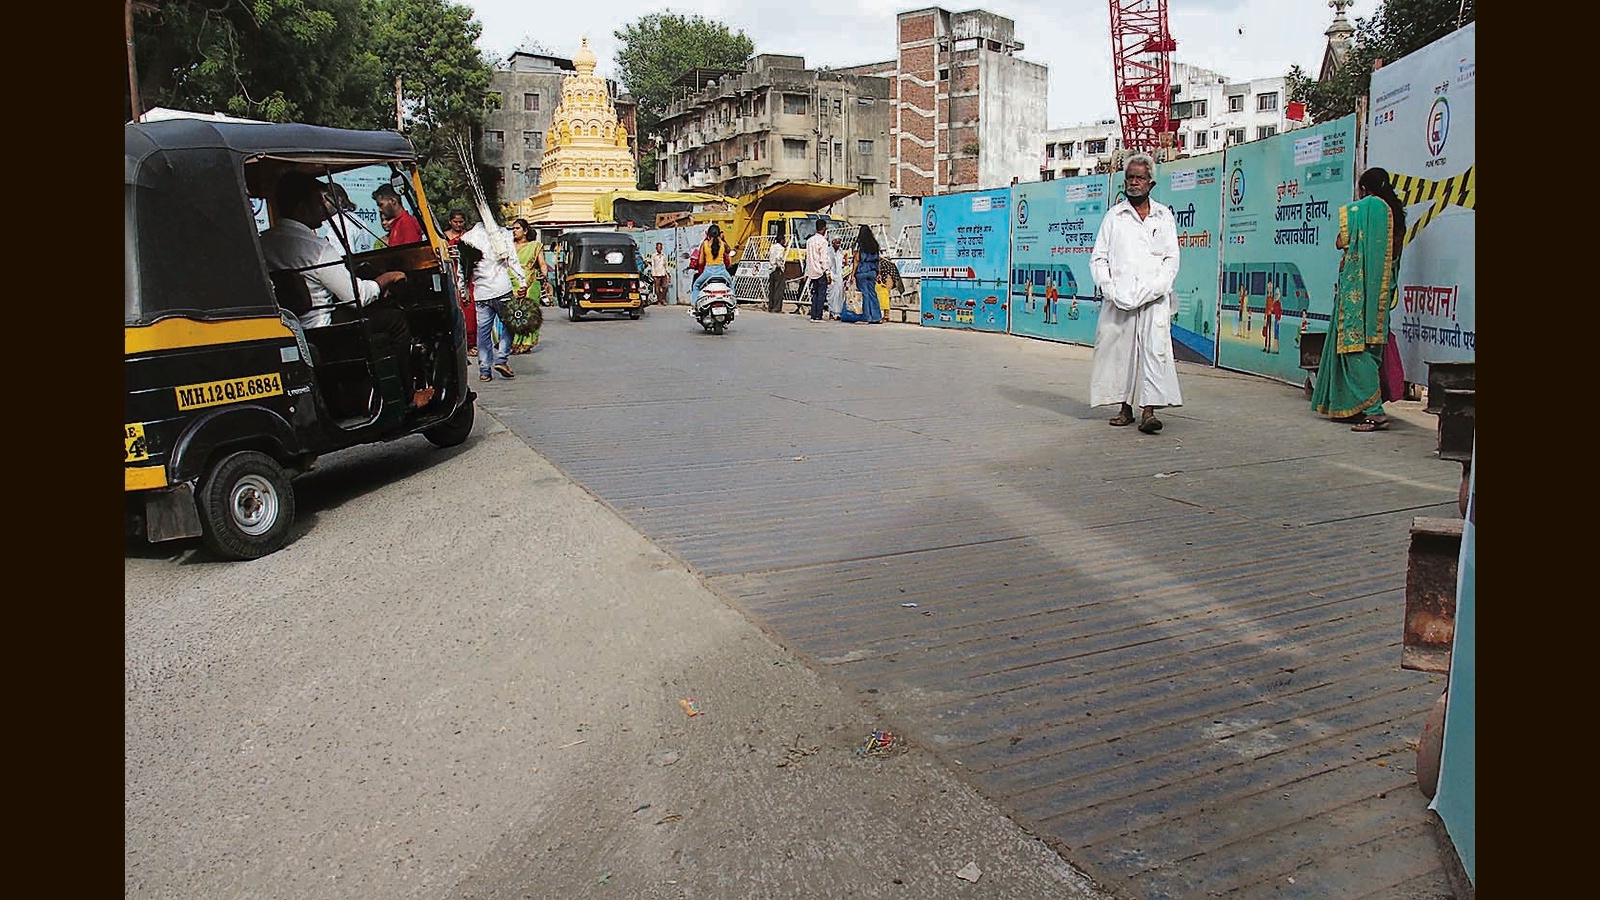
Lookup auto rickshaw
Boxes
[125,118,475,560]
[552,231,644,320]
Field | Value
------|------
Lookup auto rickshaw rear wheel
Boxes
[424,397,475,448]
[197,450,295,560]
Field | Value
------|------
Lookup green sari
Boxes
[1310,195,1395,419]
[510,240,544,352]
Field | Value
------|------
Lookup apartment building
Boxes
[839,7,1048,196]
[1037,64,1303,181]
[654,54,892,230]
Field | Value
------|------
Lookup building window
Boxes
[782,93,808,115]
[487,130,505,144]
[857,97,874,106]
[1257,92,1278,112]
[1226,128,1247,145]
[938,68,949,80]
[857,139,874,155]
[1042,170,1055,181]
[1193,99,1207,117]
[1046,144,1056,160]
[529,168,540,187]
[1177,133,1187,150]
[857,179,876,196]
[1062,143,1074,159]
[834,140,843,159]
[754,93,767,115]
[1087,139,1107,155]
[833,98,842,116]
[523,92,540,112]
[1193,130,1208,149]
[783,138,808,159]
[1257,125,1278,139]
[1228,94,1244,112]
[523,131,542,147]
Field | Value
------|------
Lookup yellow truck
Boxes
[680,180,857,279]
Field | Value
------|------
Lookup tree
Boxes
[1287,0,1475,123]
[371,0,495,217]
[613,13,753,188]
[132,0,389,127]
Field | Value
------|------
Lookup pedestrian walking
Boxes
[804,221,832,321]
[1311,166,1408,432]
[1089,152,1182,435]
[766,237,787,312]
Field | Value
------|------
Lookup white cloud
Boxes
[464,0,1336,127]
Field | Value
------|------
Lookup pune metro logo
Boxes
[1016,198,1029,227]
[1228,164,1246,207]
[1426,96,1450,157]
[925,206,937,234]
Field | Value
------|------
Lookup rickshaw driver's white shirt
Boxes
[260,219,381,329]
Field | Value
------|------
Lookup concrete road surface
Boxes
[125,409,1113,899]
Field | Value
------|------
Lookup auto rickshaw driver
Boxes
[259,172,435,408]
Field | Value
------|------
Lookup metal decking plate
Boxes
[488,310,1458,899]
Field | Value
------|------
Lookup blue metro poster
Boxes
[919,188,1011,332]
[1156,151,1224,364]
[1217,115,1355,383]
[1008,174,1111,347]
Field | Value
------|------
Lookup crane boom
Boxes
[1109,0,1178,156]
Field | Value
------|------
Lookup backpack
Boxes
[688,243,703,273]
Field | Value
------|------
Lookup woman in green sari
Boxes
[507,218,547,353]
[1311,167,1406,431]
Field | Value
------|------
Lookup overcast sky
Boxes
[461,0,1348,127]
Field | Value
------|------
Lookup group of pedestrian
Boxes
[1088,154,1408,439]
[802,221,885,324]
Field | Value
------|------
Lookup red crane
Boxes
[1109,1,1178,156]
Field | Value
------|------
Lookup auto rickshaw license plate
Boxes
[125,423,149,462]
[175,373,285,411]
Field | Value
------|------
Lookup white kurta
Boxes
[1089,199,1183,409]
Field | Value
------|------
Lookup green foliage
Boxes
[133,0,391,128]
[1288,0,1474,123]
[131,0,496,219]
[613,12,753,187]
[371,0,496,215]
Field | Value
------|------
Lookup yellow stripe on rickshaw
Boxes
[125,316,294,355]
[126,465,168,491]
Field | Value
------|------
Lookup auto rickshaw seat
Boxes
[269,269,314,319]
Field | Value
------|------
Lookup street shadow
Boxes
[995,384,1097,421]
[124,431,482,565]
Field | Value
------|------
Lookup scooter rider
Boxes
[691,224,737,306]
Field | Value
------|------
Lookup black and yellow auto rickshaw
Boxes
[125,118,474,559]
[552,231,644,320]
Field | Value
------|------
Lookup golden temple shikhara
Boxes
[519,36,636,224]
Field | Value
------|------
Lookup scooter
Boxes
[692,274,736,335]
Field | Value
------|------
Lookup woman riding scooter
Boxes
[692,224,737,305]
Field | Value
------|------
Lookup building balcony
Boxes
[689,170,714,188]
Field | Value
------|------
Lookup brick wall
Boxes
[899,11,935,44]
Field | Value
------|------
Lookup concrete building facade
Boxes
[654,54,892,230]
[1036,65,1304,181]
[841,7,1047,196]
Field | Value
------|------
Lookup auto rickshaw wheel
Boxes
[568,301,582,321]
[197,450,295,560]
[424,397,475,448]
[629,310,641,320]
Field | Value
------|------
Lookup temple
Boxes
[519,37,637,224]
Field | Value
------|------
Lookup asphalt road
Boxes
[124,373,1112,899]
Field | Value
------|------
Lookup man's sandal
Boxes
[1109,409,1136,427]
[1138,413,1164,434]
[1350,417,1390,432]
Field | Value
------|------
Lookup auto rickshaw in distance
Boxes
[552,231,644,320]
[125,118,475,560]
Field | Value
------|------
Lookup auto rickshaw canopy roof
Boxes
[125,119,419,327]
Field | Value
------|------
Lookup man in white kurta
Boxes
[1089,154,1183,434]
